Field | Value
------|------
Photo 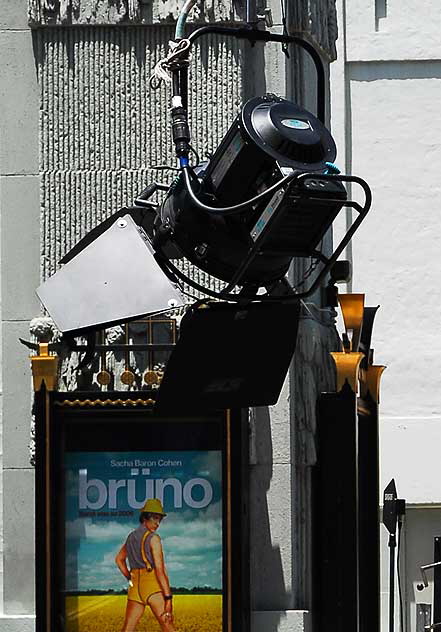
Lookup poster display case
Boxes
[34,391,249,632]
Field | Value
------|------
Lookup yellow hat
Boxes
[140,498,167,516]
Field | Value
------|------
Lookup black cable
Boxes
[397,519,405,632]
[182,166,295,215]
[156,250,306,303]
[151,165,181,172]
[155,252,240,301]
[280,0,290,56]
[294,239,323,290]
[188,143,201,165]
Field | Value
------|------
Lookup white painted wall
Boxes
[331,2,441,631]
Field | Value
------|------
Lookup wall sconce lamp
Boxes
[338,293,365,352]
[332,296,386,401]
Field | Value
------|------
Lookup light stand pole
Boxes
[383,478,401,632]
[388,530,397,632]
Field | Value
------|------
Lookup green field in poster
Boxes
[65,595,222,631]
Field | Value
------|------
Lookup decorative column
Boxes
[0,1,40,626]
[315,293,385,632]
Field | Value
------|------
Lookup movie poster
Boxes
[64,450,223,631]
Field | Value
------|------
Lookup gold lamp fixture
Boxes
[360,364,386,404]
[330,351,364,393]
[30,343,59,392]
[332,293,386,401]
[338,293,365,352]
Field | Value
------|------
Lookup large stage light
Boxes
[34,22,372,409]
[158,94,347,288]
[36,22,371,332]
[36,91,370,334]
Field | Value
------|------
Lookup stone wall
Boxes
[34,26,244,279]
[28,0,249,25]
[28,0,338,61]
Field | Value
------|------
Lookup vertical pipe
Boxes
[434,538,441,626]
[358,401,381,632]
[389,534,396,632]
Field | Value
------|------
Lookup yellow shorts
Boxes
[128,568,162,605]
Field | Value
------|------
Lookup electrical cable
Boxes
[182,166,296,215]
[175,0,198,39]
[155,253,231,301]
[301,301,334,314]
[300,300,329,325]
[293,260,318,290]
[280,0,290,56]
[292,235,324,290]
[293,240,323,290]
[152,165,181,172]
[188,143,201,166]
[397,519,405,632]
[155,250,320,304]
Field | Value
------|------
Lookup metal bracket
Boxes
[219,173,371,300]
[419,562,441,589]
[184,25,326,123]
[417,604,432,632]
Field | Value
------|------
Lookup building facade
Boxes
[330,2,441,631]
[1,1,344,630]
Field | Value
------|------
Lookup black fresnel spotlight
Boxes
[158,94,347,289]
[35,24,372,409]
[149,88,371,302]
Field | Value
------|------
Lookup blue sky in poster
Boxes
[65,451,222,592]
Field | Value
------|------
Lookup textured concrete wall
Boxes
[34,26,244,279]
[249,316,338,613]
[27,0,337,64]
[28,0,246,25]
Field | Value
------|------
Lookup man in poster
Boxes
[65,450,223,631]
[115,499,176,632]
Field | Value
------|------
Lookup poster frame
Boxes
[34,388,250,632]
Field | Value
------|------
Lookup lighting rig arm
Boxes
[187,26,326,122]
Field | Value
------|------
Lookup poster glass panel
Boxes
[58,412,228,632]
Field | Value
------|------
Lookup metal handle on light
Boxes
[419,562,441,589]
[186,25,326,123]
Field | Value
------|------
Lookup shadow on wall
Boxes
[247,42,289,607]
[249,405,287,622]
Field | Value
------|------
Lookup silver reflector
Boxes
[36,214,185,334]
